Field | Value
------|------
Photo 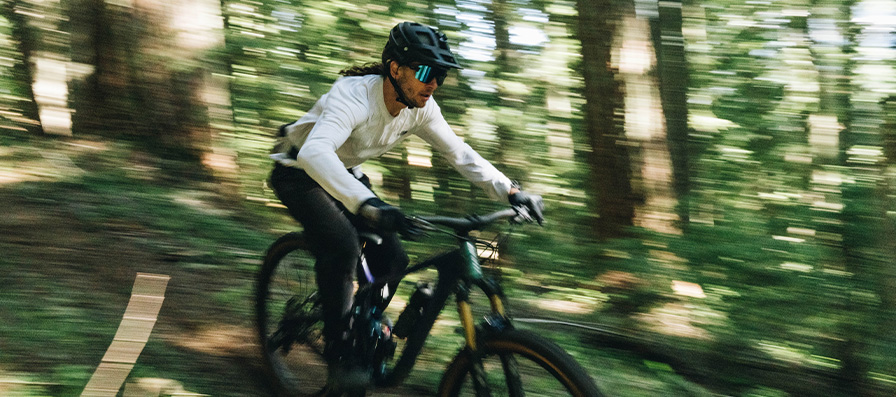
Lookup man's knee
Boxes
[314,239,361,274]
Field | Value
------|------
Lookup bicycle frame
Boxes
[369,228,509,387]
[258,207,603,396]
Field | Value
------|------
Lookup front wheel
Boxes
[438,328,603,397]
[256,233,331,396]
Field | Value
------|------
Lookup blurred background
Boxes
[1,0,895,395]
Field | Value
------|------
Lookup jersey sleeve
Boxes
[414,101,513,202]
[295,79,377,213]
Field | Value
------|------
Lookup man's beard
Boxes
[398,76,427,108]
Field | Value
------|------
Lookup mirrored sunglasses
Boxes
[410,64,449,86]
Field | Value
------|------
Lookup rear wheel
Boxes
[256,233,333,396]
[439,328,603,397]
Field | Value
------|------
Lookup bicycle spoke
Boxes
[440,329,603,397]
[267,324,294,353]
[257,235,331,396]
[471,360,493,397]
[500,353,525,397]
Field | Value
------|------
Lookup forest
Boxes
[1,0,895,395]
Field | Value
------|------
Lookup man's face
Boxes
[396,63,444,108]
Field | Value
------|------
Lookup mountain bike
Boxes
[255,207,603,396]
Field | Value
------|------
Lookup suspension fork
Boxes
[479,278,507,317]
[471,278,521,397]
[458,276,511,352]
[456,285,477,350]
[456,284,493,397]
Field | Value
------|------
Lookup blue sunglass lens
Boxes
[414,65,448,85]
[415,65,431,82]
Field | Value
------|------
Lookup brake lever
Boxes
[407,216,438,232]
[510,205,533,224]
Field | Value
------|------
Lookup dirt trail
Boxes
[1,187,269,395]
[0,142,425,396]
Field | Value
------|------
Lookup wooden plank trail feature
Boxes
[82,273,170,397]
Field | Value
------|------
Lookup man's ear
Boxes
[389,60,400,79]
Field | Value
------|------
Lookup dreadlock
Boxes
[339,62,386,77]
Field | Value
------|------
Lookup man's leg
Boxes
[363,231,410,311]
[269,164,359,353]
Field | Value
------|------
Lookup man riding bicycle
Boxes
[268,21,544,390]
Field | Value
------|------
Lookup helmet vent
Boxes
[416,31,435,46]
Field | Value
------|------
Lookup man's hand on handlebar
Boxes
[508,190,545,225]
[359,198,426,240]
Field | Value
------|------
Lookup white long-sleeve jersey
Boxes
[270,74,513,214]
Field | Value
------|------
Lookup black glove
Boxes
[509,191,545,225]
[357,173,372,189]
[358,198,424,239]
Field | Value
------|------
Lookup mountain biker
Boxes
[268,21,544,390]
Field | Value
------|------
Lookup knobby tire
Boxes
[438,328,603,397]
[256,233,337,396]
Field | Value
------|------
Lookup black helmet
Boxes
[382,22,462,70]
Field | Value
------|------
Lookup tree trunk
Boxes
[69,0,221,178]
[882,96,896,318]
[576,0,635,239]
[810,0,883,391]
[490,0,513,169]
[70,0,137,136]
[381,148,413,202]
[3,1,44,134]
[650,0,690,224]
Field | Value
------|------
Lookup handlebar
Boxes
[411,208,527,235]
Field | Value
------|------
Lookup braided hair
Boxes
[339,62,386,77]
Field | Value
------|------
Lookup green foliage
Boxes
[1,0,896,394]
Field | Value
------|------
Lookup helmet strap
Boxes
[386,62,415,109]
